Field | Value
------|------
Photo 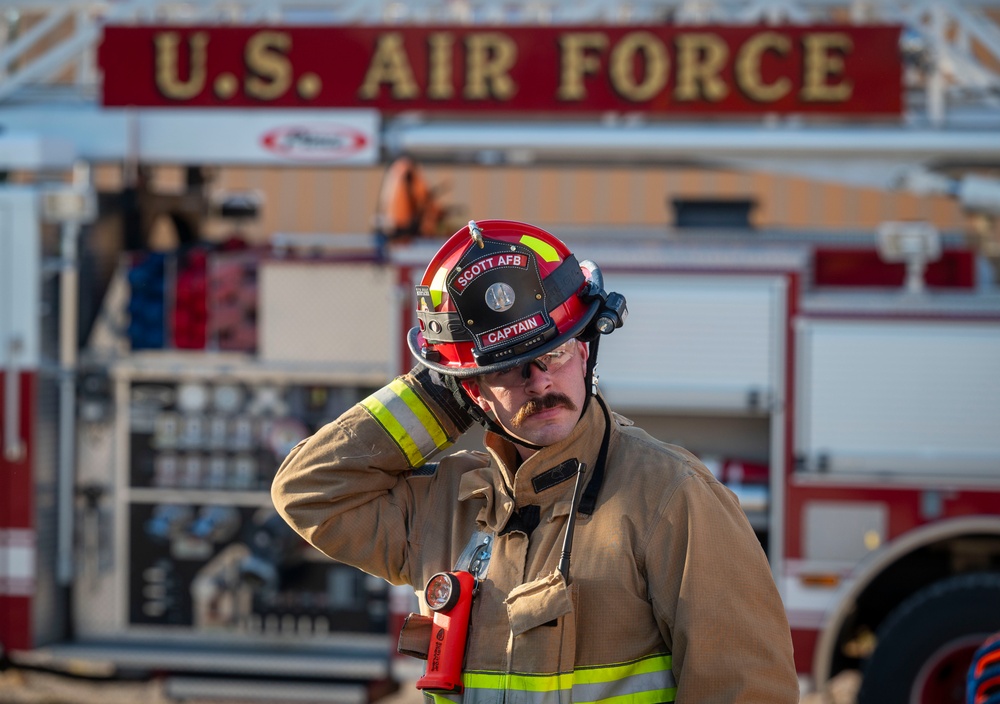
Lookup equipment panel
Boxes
[105,363,391,641]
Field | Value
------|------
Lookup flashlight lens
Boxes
[425,573,459,612]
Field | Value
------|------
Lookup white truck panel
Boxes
[0,188,41,368]
[598,274,785,413]
[795,319,1000,476]
[257,261,395,377]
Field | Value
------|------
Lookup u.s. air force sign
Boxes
[99,24,902,116]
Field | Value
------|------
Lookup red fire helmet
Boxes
[407,219,603,378]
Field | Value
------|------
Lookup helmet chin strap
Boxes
[582,333,601,411]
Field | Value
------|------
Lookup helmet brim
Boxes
[407,296,601,379]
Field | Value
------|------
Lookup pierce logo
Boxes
[260,124,368,161]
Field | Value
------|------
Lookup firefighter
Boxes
[968,631,1000,704]
[374,155,447,242]
[271,220,798,703]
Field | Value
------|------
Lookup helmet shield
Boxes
[448,237,553,363]
[409,220,599,378]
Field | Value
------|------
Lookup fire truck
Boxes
[2,2,1000,703]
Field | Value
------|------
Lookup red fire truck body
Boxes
[0,165,402,701]
[782,294,1000,699]
[0,348,37,653]
[397,232,1000,699]
[1,181,70,654]
[0,3,999,701]
[2,163,1000,704]
[3,175,1000,700]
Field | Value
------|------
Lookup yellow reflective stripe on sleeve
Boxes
[519,234,560,263]
[360,380,452,468]
[360,395,423,467]
[388,379,450,450]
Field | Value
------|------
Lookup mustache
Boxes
[511,393,577,427]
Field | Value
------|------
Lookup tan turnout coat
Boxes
[271,371,798,703]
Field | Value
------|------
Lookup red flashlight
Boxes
[415,570,476,693]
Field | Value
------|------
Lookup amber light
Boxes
[800,573,841,588]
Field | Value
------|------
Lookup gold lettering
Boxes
[674,33,729,102]
[557,32,608,100]
[358,33,419,100]
[154,31,208,100]
[735,31,791,102]
[464,32,517,100]
[427,32,454,100]
[609,31,668,102]
[244,31,292,100]
[801,32,853,102]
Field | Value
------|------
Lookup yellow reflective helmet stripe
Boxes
[429,265,449,309]
[519,234,560,263]
[360,379,452,468]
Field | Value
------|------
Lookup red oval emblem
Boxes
[259,124,369,161]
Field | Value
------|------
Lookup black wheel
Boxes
[857,572,1000,704]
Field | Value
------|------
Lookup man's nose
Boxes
[521,360,553,390]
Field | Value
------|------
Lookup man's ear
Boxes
[461,378,490,412]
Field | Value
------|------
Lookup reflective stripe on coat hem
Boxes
[426,653,676,703]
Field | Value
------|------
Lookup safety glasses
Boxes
[480,341,578,389]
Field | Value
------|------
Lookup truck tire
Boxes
[857,572,1000,704]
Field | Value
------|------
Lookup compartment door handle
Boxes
[3,336,25,463]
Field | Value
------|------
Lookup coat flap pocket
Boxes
[504,572,573,636]
[397,612,433,660]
